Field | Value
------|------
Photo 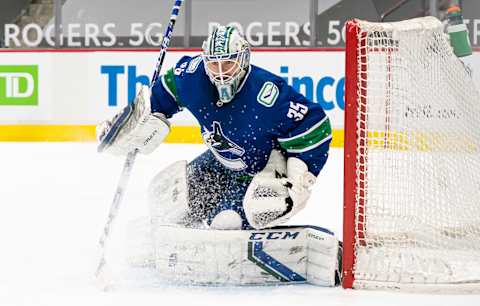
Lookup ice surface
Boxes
[0,142,479,306]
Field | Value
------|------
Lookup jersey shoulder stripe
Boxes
[278,116,332,153]
[161,67,184,108]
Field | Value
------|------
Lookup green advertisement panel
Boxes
[0,65,38,106]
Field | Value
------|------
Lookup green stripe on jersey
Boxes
[278,117,332,153]
[161,68,184,108]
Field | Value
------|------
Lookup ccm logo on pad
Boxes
[249,231,300,240]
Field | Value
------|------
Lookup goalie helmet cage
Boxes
[343,16,480,292]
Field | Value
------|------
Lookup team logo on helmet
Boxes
[212,27,229,54]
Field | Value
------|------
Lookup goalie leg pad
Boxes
[148,160,190,226]
[137,225,341,286]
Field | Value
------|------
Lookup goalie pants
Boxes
[187,150,253,229]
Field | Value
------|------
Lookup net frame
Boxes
[343,17,480,292]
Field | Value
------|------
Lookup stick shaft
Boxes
[96,0,184,280]
[96,149,138,277]
[151,0,183,87]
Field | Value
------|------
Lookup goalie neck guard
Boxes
[202,25,251,106]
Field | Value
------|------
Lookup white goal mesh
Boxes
[343,16,480,291]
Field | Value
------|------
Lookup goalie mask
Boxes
[202,25,251,106]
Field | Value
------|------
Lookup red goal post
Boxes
[343,18,361,289]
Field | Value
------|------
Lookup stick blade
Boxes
[95,261,115,291]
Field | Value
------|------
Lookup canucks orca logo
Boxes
[202,121,247,171]
[208,122,244,155]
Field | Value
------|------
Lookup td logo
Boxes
[0,65,38,105]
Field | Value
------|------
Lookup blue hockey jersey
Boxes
[150,55,332,176]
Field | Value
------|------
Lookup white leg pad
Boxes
[305,228,341,286]
[148,160,189,226]
[142,225,341,286]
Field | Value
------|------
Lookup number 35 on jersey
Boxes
[287,102,308,121]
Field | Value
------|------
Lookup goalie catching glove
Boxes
[243,150,316,229]
[96,85,170,155]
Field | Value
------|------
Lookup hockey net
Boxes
[343,16,480,291]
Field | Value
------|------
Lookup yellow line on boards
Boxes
[0,125,96,142]
[331,129,343,148]
[0,125,345,148]
[165,126,203,143]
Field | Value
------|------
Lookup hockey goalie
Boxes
[97,25,341,286]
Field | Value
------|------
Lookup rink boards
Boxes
[1,48,480,147]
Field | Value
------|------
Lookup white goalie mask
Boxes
[202,25,251,106]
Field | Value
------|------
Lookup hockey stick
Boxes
[95,0,184,290]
